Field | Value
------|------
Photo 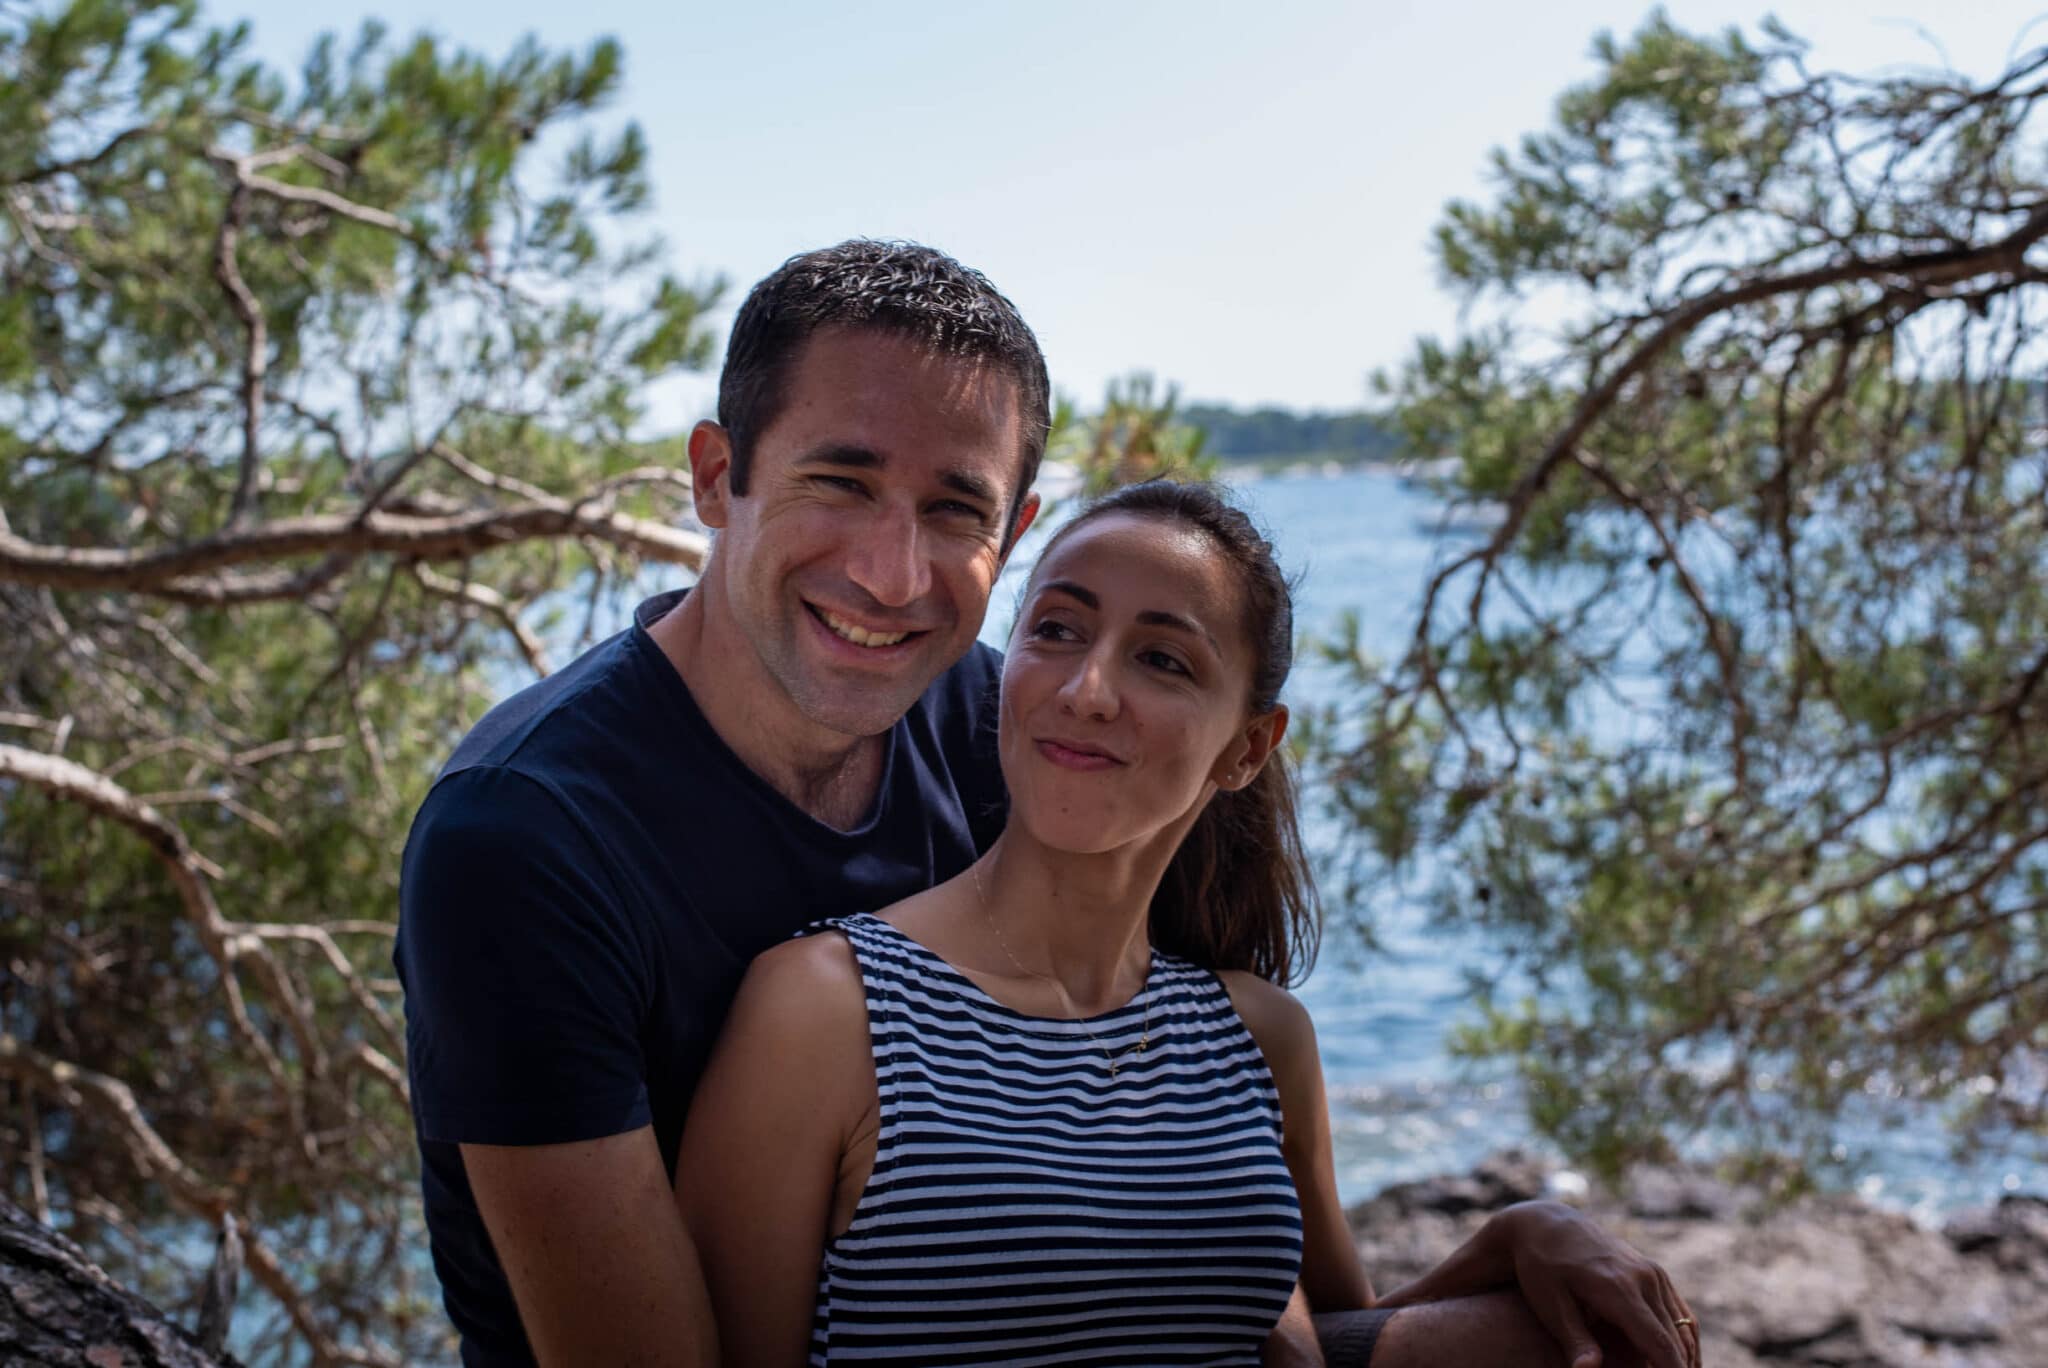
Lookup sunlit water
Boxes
[982,467,2046,1219]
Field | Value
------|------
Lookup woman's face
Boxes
[1000,511,1276,857]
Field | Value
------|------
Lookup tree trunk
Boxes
[0,1195,236,1368]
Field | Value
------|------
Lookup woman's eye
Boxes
[1029,619,1076,642]
[1141,649,1191,676]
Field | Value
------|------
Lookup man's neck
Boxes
[646,580,886,831]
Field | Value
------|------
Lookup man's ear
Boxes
[688,420,735,529]
[998,491,1042,563]
[1213,705,1289,792]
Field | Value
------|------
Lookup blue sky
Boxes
[229,0,2046,428]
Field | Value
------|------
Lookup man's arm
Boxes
[1370,1202,1695,1368]
[400,768,713,1363]
[465,1128,716,1367]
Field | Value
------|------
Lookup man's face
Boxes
[693,326,1039,740]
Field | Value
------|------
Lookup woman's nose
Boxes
[1058,651,1119,721]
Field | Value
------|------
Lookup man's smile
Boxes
[807,602,925,650]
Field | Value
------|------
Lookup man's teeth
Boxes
[821,609,909,648]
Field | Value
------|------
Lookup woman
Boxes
[676,481,1698,1366]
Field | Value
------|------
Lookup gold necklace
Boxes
[970,859,1151,1078]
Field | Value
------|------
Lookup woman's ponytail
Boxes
[1150,744,1319,985]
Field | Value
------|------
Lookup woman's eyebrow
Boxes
[1040,581,1219,650]
[1137,609,1219,651]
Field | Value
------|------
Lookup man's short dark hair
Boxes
[716,240,1051,536]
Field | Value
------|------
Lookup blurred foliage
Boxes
[1313,10,2048,1184]
[0,1,718,1361]
[1052,372,1217,495]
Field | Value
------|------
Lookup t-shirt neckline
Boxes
[628,589,901,841]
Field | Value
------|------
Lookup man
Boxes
[399,240,1040,1367]
[399,240,1696,1368]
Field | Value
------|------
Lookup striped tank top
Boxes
[810,912,1303,1365]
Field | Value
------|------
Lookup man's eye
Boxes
[933,499,987,520]
[814,475,865,494]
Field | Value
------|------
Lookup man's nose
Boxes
[843,503,931,609]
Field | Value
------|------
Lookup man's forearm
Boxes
[466,1131,720,1367]
[1367,1288,1567,1368]
[515,1196,718,1367]
[1368,1203,1523,1309]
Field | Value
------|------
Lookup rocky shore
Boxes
[1351,1151,2048,1367]
[6,1155,2047,1366]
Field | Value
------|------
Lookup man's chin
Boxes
[781,633,952,731]
[784,658,940,737]
[792,690,928,740]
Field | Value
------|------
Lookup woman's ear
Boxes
[1213,705,1289,792]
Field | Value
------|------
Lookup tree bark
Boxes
[0,1194,236,1368]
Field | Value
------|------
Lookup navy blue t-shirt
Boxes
[396,589,1007,1366]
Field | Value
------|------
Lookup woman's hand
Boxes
[1492,1201,1699,1368]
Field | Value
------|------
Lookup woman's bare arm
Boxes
[674,933,874,1368]
[1222,971,1374,1313]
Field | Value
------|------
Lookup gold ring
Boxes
[1674,1317,1696,1329]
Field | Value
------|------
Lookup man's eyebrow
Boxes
[792,447,999,512]
[794,445,882,470]
[938,469,1000,509]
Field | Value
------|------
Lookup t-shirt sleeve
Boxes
[397,765,653,1146]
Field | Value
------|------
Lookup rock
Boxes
[1348,1152,2048,1368]
[1621,1163,1739,1220]
[1347,1146,1551,1221]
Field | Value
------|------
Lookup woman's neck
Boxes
[967,824,1186,1013]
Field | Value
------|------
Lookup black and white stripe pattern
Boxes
[810,913,1303,1365]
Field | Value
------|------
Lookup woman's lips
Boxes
[1035,738,1125,771]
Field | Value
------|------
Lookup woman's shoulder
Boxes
[731,930,867,1034]
[1214,970,1318,1076]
